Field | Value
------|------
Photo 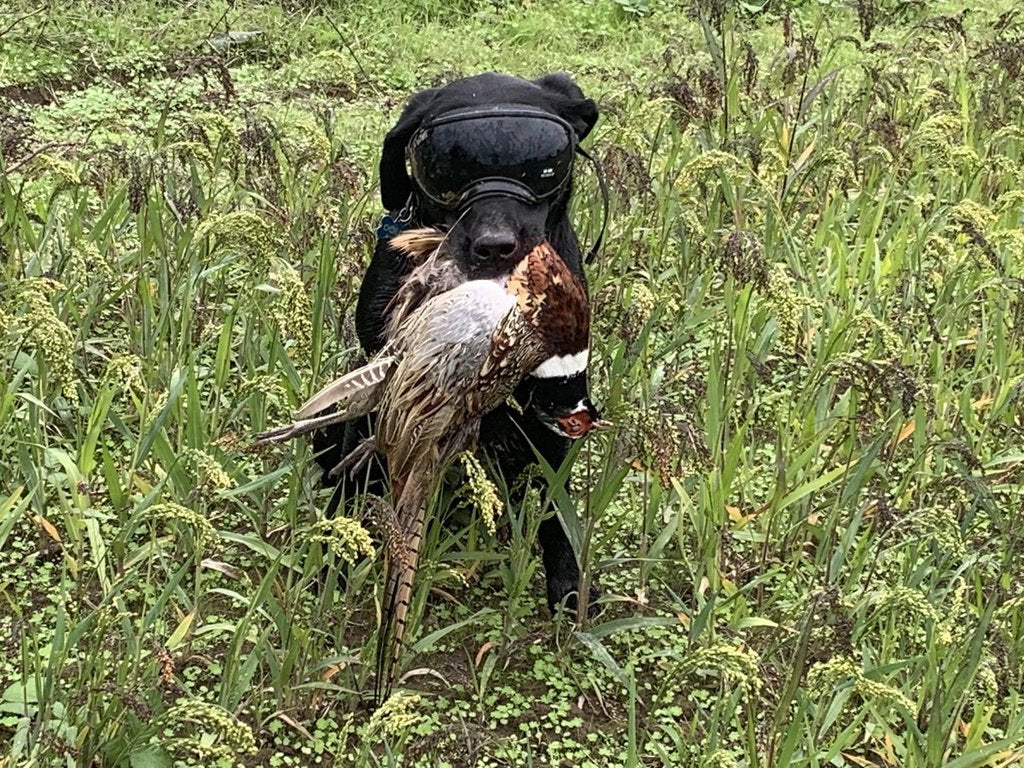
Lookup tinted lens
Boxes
[407,111,575,208]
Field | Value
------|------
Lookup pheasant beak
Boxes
[556,412,590,438]
[555,400,613,438]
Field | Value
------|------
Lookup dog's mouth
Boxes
[465,251,524,282]
[465,258,519,284]
[388,225,524,288]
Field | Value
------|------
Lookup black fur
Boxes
[314,72,599,614]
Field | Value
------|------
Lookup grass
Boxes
[1,0,1023,765]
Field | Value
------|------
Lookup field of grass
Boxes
[2,0,1023,765]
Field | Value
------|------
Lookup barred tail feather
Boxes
[294,356,395,420]
[374,469,430,706]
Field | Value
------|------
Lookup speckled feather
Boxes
[378,279,526,484]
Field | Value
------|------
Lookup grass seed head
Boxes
[310,516,376,566]
[268,261,313,360]
[6,278,78,403]
[368,692,423,738]
[148,501,218,552]
[28,153,81,186]
[676,643,763,700]
[721,230,767,290]
[808,656,914,712]
[183,448,234,492]
[703,749,740,768]
[159,699,257,762]
[103,353,144,396]
[454,452,503,537]
[195,210,279,265]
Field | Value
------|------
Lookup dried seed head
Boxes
[697,67,722,122]
[664,76,701,130]
[857,0,876,41]
[601,145,652,212]
[742,42,758,96]
[127,153,149,213]
[721,230,768,289]
[155,646,176,686]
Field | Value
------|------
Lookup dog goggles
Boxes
[406,106,577,210]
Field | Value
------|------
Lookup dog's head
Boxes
[379,72,599,280]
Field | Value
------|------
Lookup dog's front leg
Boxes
[479,403,598,617]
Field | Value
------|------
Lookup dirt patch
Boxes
[0,80,63,105]
[0,50,237,110]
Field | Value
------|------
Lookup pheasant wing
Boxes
[294,356,395,419]
[378,280,519,482]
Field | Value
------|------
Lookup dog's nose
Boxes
[471,231,518,263]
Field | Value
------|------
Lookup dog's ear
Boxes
[379,87,442,211]
[532,72,599,143]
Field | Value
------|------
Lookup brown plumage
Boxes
[255,236,593,704]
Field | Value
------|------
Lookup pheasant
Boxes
[256,236,607,702]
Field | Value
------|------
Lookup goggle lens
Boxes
[407,109,576,209]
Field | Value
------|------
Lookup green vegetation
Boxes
[1,0,1022,765]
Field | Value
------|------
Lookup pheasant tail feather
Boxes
[374,468,431,705]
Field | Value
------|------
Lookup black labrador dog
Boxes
[314,72,600,613]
